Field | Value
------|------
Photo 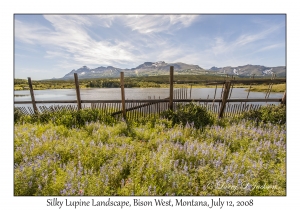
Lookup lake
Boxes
[14,88,284,108]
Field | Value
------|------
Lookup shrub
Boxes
[160,102,216,129]
[14,107,117,128]
[241,104,286,125]
[14,118,286,196]
[14,108,23,122]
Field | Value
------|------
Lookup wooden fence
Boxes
[14,66,286,119]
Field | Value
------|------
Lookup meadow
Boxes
[14,104,286,196]
[14,75,286,92]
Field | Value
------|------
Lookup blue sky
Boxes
[14,14,286,80]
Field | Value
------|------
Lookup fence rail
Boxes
[14,102,268,120]
[14,67,286,119]
[14,98,283,104]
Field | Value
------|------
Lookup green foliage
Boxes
[14,117,286,196]
[161,102,216,129]
[14,74,248,90]
[14,104,286,196]
[14,75,286,91]
[241,104,286,125]
[14,108,117,128]
[14,78,83,90]
[14,107,23,122]
[247,84,286,93]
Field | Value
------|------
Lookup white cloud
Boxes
[45,51,72,59]
[15,15,201,71]
[208,23,284,59]
[15,15,141,69]
[119,15,200,34]
[92,15,116,28]
[15,20,52,44]
[255,43,284,53]
[14,14,285,73]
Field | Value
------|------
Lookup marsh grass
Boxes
[245,84,286,93]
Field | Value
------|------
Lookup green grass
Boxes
[14,105,286,196]
[245,84,286,93]
[14,75,285,91]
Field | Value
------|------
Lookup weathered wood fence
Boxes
[14,66,286,119]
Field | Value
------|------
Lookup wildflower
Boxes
[173,160,179,169]
[226,177,232,184]
[78,189,84,196]
[61,189,67,195]
[245,183,252,193]
[172,182,176,188]
[148,186,151,194]
[66,182,72,190]
[238,174,244,179]
[184,163,188,172]
[215,160,222,168]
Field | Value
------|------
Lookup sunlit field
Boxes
[14,104,286,196]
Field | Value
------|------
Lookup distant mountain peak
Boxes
[209,64,285,77]
[60,63,285,79]
[61,61,204,79]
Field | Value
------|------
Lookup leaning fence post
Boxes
[27,77,38,114]
[74,73,82,110]
[281,91,286,105]
[169,66,174,111]
[218,81,231,118]
[120,72,126,119]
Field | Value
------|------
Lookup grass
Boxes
[14,76,286,92]
[14,105,286,196]
[245,84,286,93]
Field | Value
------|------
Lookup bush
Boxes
[14,107,117,128]
[241,104,286,125]
[14,108,23,122]
[14,117,286,196]
[160,102,216,129]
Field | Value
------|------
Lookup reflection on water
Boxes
[14,94,30,97]
[14,88,284,108]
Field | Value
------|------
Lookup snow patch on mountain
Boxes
[263,68,273,75]
[233,69,240,75]
[152,61,166,67]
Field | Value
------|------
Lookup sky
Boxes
[14,14,286,80]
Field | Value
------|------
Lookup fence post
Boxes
[27,77,38,114]
[120,72,126,119]
[169,66,174,110]
[218,81,231,118]
[74,73,82,110]
[281,91,286,105]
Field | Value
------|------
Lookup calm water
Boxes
[14,88,284,108]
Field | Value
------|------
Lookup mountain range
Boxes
[209,64,286,77]
[61,61,286,79]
